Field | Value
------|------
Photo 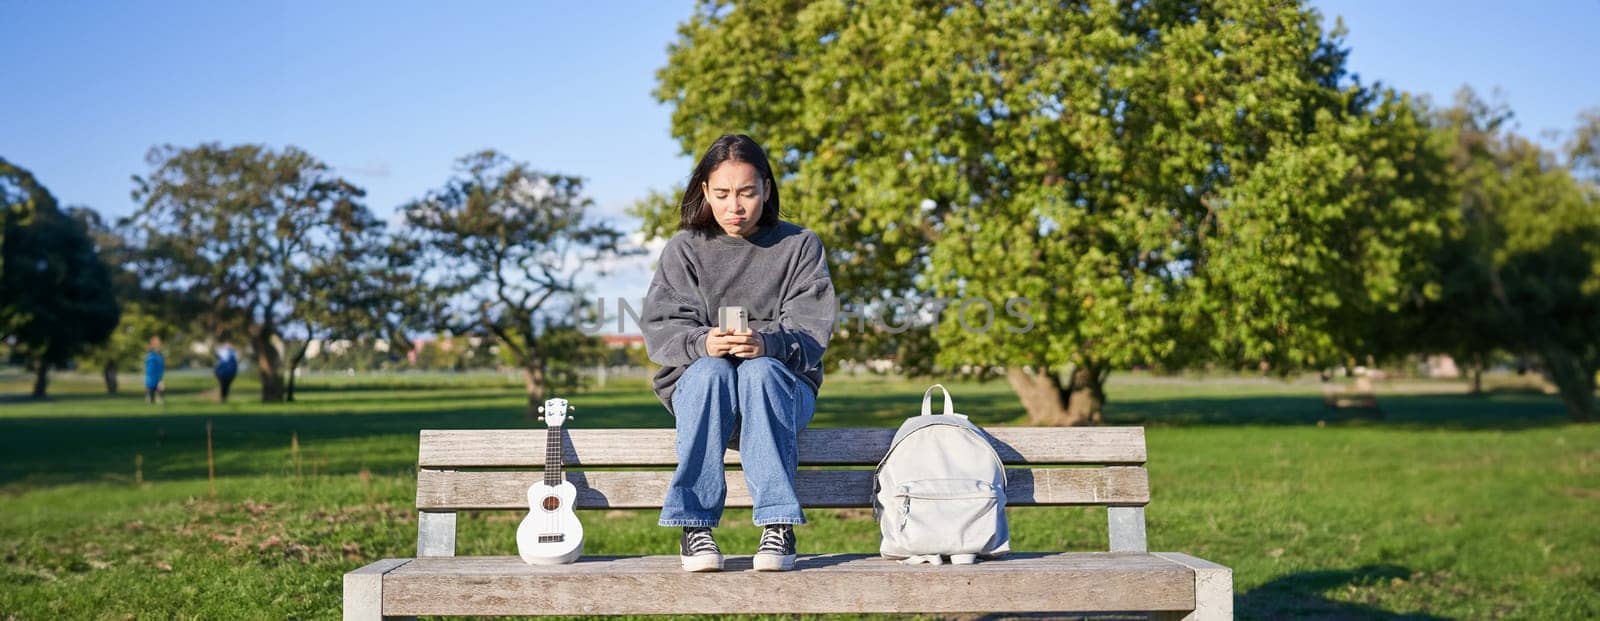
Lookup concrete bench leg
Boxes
[344,559,414,621]
[1152,552,1233,621]
[1108,506,1148,552]
[417,511,457,557]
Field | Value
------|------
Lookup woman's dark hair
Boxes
[679,134,781,232]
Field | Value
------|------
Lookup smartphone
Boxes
[718,306,748,332]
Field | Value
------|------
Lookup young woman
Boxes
[642,134,837,572]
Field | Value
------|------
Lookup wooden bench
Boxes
[1323,376,1380,411]
[345,426,1232,619]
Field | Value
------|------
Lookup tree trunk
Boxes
[103,361,119,394]
[285,367,297,402]
[31,360,50,399]
[1005,364,1103,426]
[1066,364,1108,425]
[1007,367,1067,425]
[285,340,311,403]
[253,331,286,403]
[1539,348,1594,423]
[1469,357,1483,396]
[522,356,547,417]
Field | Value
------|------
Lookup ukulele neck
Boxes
[543,425,563,486]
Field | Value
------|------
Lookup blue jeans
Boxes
[659,356,816,528]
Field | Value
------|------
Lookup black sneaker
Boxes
[679,527,723,572]
[753,524,796,572]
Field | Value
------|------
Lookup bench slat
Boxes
[418,427,1146,467]
[415,466,1149,510]
[379,553,1196,615]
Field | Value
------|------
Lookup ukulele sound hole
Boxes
[542,496,561,511]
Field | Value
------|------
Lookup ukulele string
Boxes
[547,420,559,538]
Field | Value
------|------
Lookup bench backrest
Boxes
[413,427,1151,556]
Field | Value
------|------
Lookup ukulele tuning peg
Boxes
[537,406,545,413]
[537,416,545,422]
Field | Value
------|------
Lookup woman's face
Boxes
[702,160,767,237]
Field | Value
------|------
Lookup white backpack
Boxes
[872,384,1011,564]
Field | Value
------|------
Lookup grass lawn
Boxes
[1,369,1595,620]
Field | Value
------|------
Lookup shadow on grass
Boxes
[0,398,680,488]
[0,381,1578,490]
[1237,565,1451,620]
[0,391,124,405]
[957,565,1450,620]
[290,381,523,394]
[814,389,1573,431]
[1111,392,1572,430]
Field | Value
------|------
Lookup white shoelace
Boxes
[758,526,792,553]
[684,528,719,556]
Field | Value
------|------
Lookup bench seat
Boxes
[354,552,1225,617]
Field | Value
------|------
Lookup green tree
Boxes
[281,203,432,401]
[128,143,377,402]
[77,302,173,394]
[404,150,637,413]
[0,158,48,336]
[1568,108,1600,184]
[1398,91,1514,395]
[0,159,121,398]
[495,321,606,396]
[1416,90,1600,422]
[642,0,1452,424]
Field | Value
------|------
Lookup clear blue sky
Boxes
[2,1,697,223]
[1322,0,1599,141]
[3,0,1597,313]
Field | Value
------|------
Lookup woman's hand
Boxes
[705,328,734,357]
[706,328,764,359]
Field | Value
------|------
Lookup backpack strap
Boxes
[920,384,958,418]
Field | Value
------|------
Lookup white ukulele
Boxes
[516,397,584,565]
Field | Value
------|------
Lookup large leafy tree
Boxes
[404,150,638,413]
[1397,91,1515,395]
[0,159,120,398]
[1504,155,1600,424]
[128,143,378,402]
[0,159,39,335]
[641,0,1452,424]
[1414,90,1600,422]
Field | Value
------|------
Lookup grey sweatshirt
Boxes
[642,220,838,415]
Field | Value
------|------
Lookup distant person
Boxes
[214,343,239,403]
[144,336,165,404]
